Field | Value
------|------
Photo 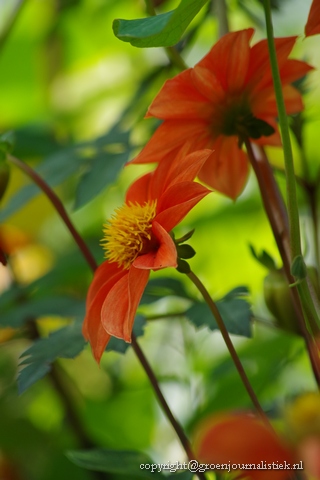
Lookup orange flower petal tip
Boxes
[305,0,320,37]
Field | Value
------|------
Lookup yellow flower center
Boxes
[102,200,157,270]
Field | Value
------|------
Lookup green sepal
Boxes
[0,131,15,160]
[291,255,307,281]
[176,244,196,259]
[176,258,191,274]
[249,244,277,271]
[0,161,10,202]
[174,229,195,244]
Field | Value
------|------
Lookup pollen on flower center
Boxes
[101,200,157,270]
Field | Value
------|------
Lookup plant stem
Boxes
[187,271,269,425]
[245,142,320,385]
[0,0,26,52]
[26,321,108,480]
[212,0,229,38]
[144,0,188,71]
[263,0,301,258]
[10,155,205,477]
[262,0,320,332]
[8,155,98,272]
[131,336,206,479]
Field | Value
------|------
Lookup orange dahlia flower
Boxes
[194,413,295,480]
[132,29,312,199]
[83,148,211,363]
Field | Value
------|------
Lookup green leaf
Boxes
[18,318,86,393]
[0,147,83,221]
[176,244,196,259]
[0,131,15,155]
[186,287,252,337]
[66,448,164,478]
[0,126,132,221]
[249,244,277,271]
[176,258,191,274]
[75,150,130,209]
[106,315,146,354]
[141,277,189,304]
[113,0,209,48]
[0,295,85,328]
[291,255,307,280]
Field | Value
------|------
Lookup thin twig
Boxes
[8,155,98,272]
[245,141,320,385]
[187,270,270,426]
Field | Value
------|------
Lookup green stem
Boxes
[9,155,205,478]
[245,142,320,385]
[0,0,26,52]
[131,336,206,479]
[144,0,188,71]
[262,0,320,334]
[187,271,270,425]
[263,0,301,258]
[212,0,229,38]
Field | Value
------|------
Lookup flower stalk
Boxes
[8,154,206,479]
[187,270,270,425]
[244,143,320,385]
[262,0,320,346]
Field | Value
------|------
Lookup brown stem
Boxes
[10,155,205,476]
[26,321,108,480]
[187,271,270,425]
[245,141,320,386]
[8,155,98,272]
[131,336,206,479]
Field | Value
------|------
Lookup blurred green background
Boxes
[0,0,319,478]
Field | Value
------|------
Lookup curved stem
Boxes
[262,0,320,333]
[245,142,320,385]
[187,270,270,425]
[8,155,98,272]
[131,336,206,478]
[9,155,206,478]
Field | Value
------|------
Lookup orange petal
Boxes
[191,65,225,103]
[85,261,123,315]
[125,171,153,204]
[198,29,254,92]
[155,181,210,232]
[147,147,212,202]
[101,267,150,342]
[198,136,249,200]
[132,120,211,165]
[195,413,294,480]
[253,85,304,118]
[247,36,297,90]
[83,265,126,363]
[133,221,177,270]
[146,69,211,120]
[305,0,320,37]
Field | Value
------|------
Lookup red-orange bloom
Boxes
[194,413,295,480]
[82,149,212,363]
[305,0,320,37]
[132,29,312,199]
